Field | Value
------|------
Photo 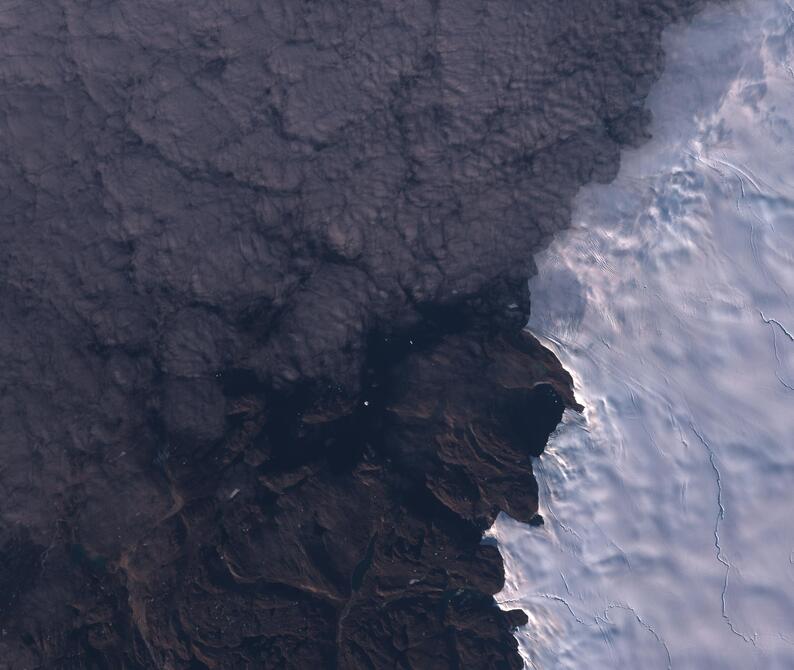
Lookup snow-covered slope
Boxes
[489,1,794,667]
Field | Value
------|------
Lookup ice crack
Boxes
[760,311,794,342]
[534,593,591,627]
[497,592,591,627]
[600,602,672,670]
[760,311,794,391]
[690,423,757,645]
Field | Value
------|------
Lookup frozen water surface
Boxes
[488,1,794,668]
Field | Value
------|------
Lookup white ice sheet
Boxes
[488,2,794,668]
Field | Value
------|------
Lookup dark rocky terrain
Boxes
[0,1,717,668]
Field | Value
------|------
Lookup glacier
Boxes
[488,1,794,668]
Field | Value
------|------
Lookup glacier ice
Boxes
[489,1,794,668]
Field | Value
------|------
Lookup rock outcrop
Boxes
[0,1,716,667]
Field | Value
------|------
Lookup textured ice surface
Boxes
[489,1,794,668]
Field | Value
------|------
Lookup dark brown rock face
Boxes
[0,1,715,668]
